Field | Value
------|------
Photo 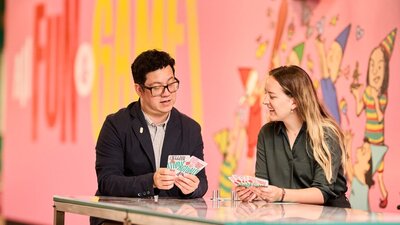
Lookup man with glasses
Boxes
[91,49,208,225]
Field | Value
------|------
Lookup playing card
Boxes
[229,174,268,187]
[167,155,207,175]
[254,177,269,187]
[176,156,208,175]
[167,155,190,172]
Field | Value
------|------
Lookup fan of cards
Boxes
[167,155,207,175]
[228,174,269,187]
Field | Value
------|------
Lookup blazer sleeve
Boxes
[95,116,155,197]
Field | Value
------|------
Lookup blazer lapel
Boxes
[160,109,181,168]
[131,102,156,171]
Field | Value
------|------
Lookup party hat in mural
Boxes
[293,42,305,62]
[380,28,397,58]
[238,67,252,87]
[370,144,388,174]
[238,67,258,96]
[335,24,351,53]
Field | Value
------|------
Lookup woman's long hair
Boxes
[270,65,346,183]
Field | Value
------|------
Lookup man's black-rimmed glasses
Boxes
[141,78,180,97]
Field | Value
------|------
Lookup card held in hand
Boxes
[167,155,190,171]
[167,155,207,175]
[228,174,268,187]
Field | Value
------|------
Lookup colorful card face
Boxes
[167,155,207,175]
[228,174,269,187]
[167,155,190,171]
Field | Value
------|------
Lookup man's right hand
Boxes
[153,168,176,190]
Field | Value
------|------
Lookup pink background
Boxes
[2,0,400,224]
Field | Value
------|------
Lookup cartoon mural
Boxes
[350,28,397,209]
[214,112,246,198]
[344,131,387,211]
[272,41,305,67]
[238,68,264,175]
[315,24,351,124]
[210,1,399,213]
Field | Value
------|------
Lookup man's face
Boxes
[136,66,177,120]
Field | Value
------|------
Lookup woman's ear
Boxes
[291,98,297,111]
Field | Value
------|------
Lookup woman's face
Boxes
[263,76,295,122]
[368,47,385,91]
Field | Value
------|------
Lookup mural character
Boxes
[344,131,387,211]
[351,28,396,208]
[286,42,305,66]
[272,42,305,68]
[238,68,264,176]
[315,24,351,124]
[214,112,246,198]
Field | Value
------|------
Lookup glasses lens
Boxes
[151,86,163,96]
[167,82,179,93]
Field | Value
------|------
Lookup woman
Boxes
[236,65,350,208]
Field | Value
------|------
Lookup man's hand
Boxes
[174,173,199,195]
[153,168,176,190]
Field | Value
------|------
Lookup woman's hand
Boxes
[250,185,283,202]
[235,186,257,202]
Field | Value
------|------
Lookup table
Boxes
[53,195,400,225]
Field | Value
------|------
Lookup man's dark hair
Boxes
[130,49,175,84]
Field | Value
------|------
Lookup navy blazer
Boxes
[95,100,208,198]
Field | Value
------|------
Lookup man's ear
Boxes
[135,84,143,97]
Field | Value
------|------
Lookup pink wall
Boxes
[3,0,400,224]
